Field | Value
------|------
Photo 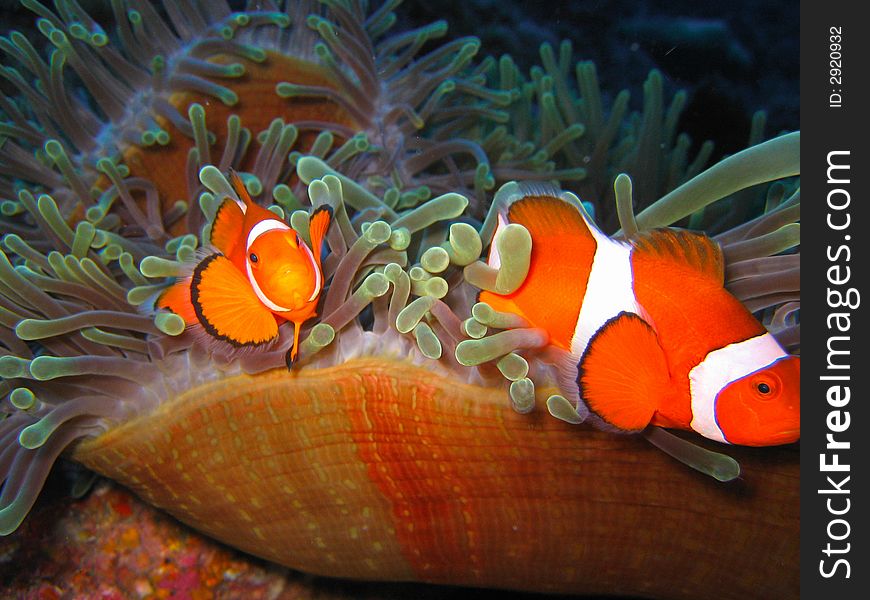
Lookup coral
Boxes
[0,0,798,596]
[0,479,310,598]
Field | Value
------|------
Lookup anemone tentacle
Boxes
[0,2,798,595]
[475,42,742,231]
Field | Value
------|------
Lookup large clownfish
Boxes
[158,171,332,365]
[479,187,799,447]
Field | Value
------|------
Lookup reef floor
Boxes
[1,476,581,599]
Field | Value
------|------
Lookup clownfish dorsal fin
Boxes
[307,205,333,271]
[578,312,668,432]
[228,168,254,209]
[630,228,725,284]
[209,198,244,256]
[191,253,279,346]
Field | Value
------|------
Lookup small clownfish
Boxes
[479,187,800,447]
[158,171,332,366]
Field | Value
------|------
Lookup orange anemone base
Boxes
[72,357,798,599]
[87,50,356,232]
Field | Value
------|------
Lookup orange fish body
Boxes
[158,172,332,365]
[480,187,799,447]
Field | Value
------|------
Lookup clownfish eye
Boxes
[249,253,258,263]
[749,370,782,400]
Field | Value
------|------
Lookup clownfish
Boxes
[158,171,332,366]
[479,186,799,446]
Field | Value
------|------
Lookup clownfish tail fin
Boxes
[577,312,668,432]
[307,205,333,270]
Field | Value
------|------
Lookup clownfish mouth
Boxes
[756,429,800,446]
[281,266,301,277]
[721,421,799,446]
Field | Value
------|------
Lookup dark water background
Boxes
[399,0,799,159]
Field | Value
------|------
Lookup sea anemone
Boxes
[1,1,798,597]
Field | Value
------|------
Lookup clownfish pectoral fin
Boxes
[209,198,245,256]
[284,319,306,369]
[191,253,279,346]
[156,279,197,324]
[631,228,725,285]
[578,312,668,432]
[307,205,333,271]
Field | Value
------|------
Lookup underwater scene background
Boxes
[0,0,798,598]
